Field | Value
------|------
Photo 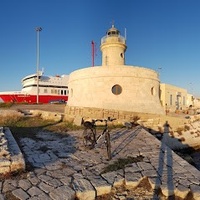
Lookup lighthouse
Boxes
[100,25,127,66]
[66,24,164,116]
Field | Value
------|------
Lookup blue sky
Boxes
[0,0,200,96]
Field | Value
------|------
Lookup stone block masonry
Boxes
[0,127,25,175]
[64,105,163,124]
[0,126,200,199]
[64,105,189,130]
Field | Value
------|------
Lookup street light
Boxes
[35,27,42,104]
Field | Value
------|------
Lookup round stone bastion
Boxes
[67,65,164,115]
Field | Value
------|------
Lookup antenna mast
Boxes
[91,40,95,66]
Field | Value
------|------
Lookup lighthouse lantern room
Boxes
[100,25,127,66]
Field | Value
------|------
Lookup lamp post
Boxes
[35,27,42,104]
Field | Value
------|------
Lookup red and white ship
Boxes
[0,70,69,104]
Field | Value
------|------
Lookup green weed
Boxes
[101,155,144,174]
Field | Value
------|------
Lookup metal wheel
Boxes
[105,131,112,160]
[82,128,96,148]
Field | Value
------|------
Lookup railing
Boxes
[101,35,126,45]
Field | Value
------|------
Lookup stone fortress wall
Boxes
[67,65,164,115]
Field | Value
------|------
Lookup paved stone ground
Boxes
[1,126,200,200]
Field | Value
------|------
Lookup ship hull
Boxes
[0,71,69,104]
[0,94,68,104]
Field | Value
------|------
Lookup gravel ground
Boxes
[7,103,66,113]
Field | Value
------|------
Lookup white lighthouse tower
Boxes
[67,24,164,116]
[100,25,127,66]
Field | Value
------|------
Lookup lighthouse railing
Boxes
[101,35,126,45]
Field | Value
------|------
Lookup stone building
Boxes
[160,83,194,112]
[65,25,164,119]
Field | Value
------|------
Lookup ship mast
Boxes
[35,27,42,104]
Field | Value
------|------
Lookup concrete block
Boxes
[73,116,83,126]
[12,188,30,200]
[174,184,190,199]
[88,175,112,196]
[10,158,25,172]
[72,178,96,200]
[148,177,161,189]
[160,182,175,197]
[0,166,10,174]
[101,170,124,187]
[0,158,11,167]
[49,185,75,200]
[190,184,200,199]
[125,172,143,188]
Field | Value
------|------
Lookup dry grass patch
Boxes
[101,155,144,174]
[184,125,190,131]
[176,127,184,135]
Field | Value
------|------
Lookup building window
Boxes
[151,87,155,95]
[170,94,173,105]
[183,96,185,105]
[112,84,122,95]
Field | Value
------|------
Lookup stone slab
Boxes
[72,178,96,200]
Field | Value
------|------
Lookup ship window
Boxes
[112,84,122,95]
[55,89,57,94]
[61,90,63,95]
[64,90,67,95]
[44,89,47,93]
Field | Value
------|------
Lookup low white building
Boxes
[160,83,194,112]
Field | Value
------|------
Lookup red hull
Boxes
[0,94,68,104]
